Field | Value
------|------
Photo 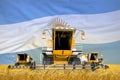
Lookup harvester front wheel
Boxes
[72,58,81,65]
[30,61,36,69]
[43,57,53,65]
[15,62,19,67]
[91,62,96,71]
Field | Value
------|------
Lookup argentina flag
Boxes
[0,0,120,64]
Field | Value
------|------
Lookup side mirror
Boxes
[42,31,46,39]
[81,31,85,40]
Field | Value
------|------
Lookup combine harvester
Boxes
[42,18,84,66]
[80,52,109,71]
[8,53,36,69]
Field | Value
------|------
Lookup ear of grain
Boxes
[0,64,120,80]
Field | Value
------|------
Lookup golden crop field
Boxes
[0,64,120,80]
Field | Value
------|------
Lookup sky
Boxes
[0,0,120,64]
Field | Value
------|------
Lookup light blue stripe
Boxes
[0,48,42,64]
[0,40,120,64]
[0,0,120,24]
[82,41,120,64]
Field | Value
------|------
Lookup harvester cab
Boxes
[15,53,31,66]
[88,52,99,63]
[88,52,105,65]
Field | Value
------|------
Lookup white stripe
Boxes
[0,10,120,54]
